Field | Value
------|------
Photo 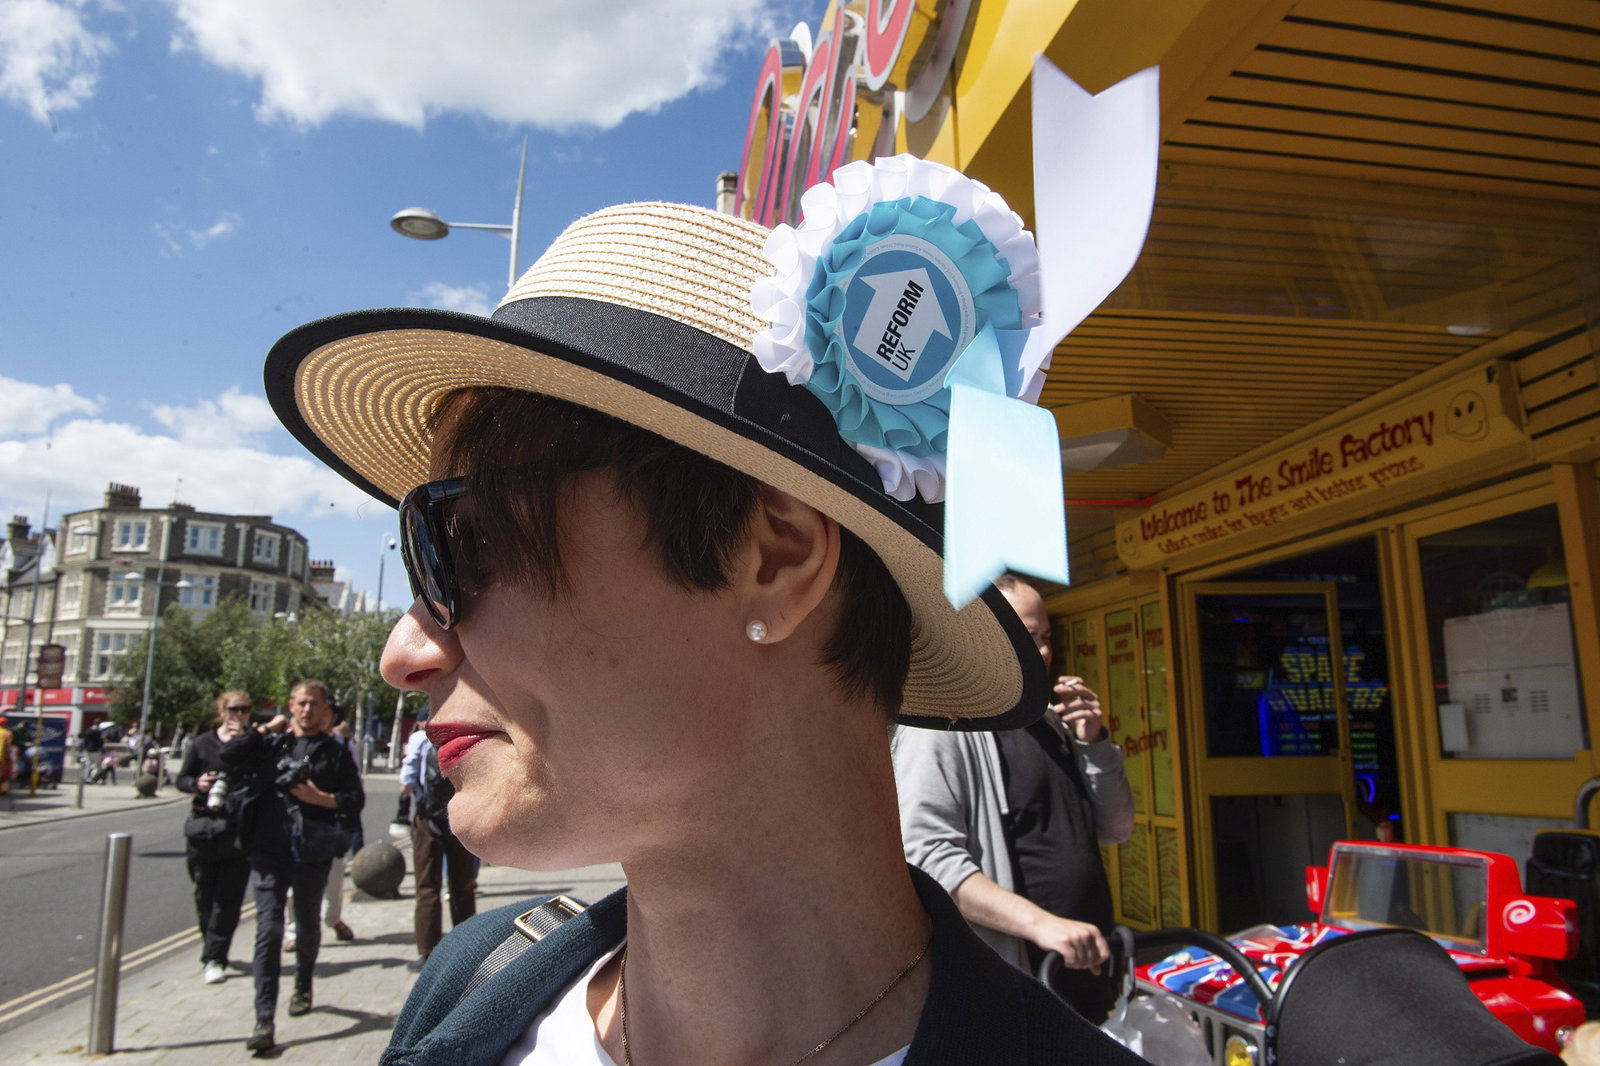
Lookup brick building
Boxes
[0,483,324,695]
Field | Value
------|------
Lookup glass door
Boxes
[1402,496,1593,867]
[1181,581,1358,931]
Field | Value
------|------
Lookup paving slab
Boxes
[7,830,626,1064]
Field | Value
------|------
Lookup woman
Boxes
[176,690,254,985]
[265,166,1143,1064]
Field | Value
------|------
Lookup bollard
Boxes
[76,767,86,809]
[87,832,132,1055]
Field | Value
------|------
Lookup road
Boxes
[0,770,403,1036]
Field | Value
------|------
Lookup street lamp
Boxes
[121,567,191,740]
[390,137,528,291]
[375,534,397,613]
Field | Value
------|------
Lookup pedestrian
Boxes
[0,712,13,796]
[284,708,359,950]
[893,573,1134,1022]
[399,711,476,971]
[221,679,364,1053]
[79,722,104,777]
[175,690,254,985]
[262,178,1145,1063]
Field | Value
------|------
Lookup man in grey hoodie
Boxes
[893,574,1134,1021]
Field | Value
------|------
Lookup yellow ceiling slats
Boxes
[1212,79,1600,146]
[1080,309,1468,339]
[1236,53,1592,135]
[1287,0,1600,61]
[1520,359,1597,411]
[1188,100,1600,171]
[1166,126,1600,192]
[1266,21,1600,94]
[1514,327,1600,383]
[1430,0,1600,33]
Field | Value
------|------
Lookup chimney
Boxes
[7,515,29,546]
[104,483,143,509]
[715,170,738,215]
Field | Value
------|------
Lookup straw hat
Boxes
[264,201,1048,728]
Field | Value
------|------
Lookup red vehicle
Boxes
[1125,841,1583,1063]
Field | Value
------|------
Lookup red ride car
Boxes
[1134,841,1585,1061]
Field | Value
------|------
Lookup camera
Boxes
[206,772,230,811]
[274,755,314,791]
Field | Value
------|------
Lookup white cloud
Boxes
[164,0,772,130]
[148,386,278,448]
[154,209,243,256]
[411,281,493,317]
[0,382,373,529]
[190,209,241,248]
[0,0,114,125]
[0,376,102,435]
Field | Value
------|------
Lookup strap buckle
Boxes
[512,894,587,943]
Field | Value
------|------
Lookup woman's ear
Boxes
[739,485,840,643]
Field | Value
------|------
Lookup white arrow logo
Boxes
[853,267,952,383]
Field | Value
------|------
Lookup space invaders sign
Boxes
[1117,362,1525,568]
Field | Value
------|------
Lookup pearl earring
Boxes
[746,620,768,643]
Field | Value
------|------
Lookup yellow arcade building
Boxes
[732,0,1600,933]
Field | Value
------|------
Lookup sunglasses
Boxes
[399,478,469,629]
[224,705,252,713]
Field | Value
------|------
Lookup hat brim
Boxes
[266,252,1048,731]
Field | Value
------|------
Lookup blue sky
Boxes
[1,0,821,608]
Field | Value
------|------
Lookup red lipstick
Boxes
[425,722,499,773]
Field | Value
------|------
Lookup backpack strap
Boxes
[455,895,588,1007]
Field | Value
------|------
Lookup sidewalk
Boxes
[9,831,626,1063]
[0,771,190,830]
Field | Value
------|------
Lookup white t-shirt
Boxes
[498,945,910,1066]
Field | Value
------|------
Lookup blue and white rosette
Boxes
[751,154,1068,608]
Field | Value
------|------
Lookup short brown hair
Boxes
[429,388,911,715]
[291,679,330,703]
[993,573,1031,594]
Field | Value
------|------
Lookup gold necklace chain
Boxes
[617,930,931,1066]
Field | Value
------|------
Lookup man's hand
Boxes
[196,771,218,792]
[1029,913,1110,973]
[288,780,337,809]
[1052,675,1107,743]
[951,872,1111,973]
[261,713,292,734]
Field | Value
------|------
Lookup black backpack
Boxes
[418,745,455,835]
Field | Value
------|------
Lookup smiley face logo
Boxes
[1447,391,1489,441]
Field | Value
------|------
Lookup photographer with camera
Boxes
[175,690,255,986]
[221,679,364,1054]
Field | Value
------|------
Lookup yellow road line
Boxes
[0,903,258,1026]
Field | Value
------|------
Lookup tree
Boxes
[106,598,404,736]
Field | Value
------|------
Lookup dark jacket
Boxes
[219,727,364,861]
[380,865,1147,1066]
[176,729,229,806]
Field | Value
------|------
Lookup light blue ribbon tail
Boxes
[942,326,1071,608]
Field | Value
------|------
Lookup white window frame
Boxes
[252,531,281,566]
[93,632,133,679]
[179,572,217,609]
[57,632,78,684]
[185,522,225,556]
[289,539,306,580]
[59,574,82,619]
[113,519,149,551]
[249,579,275,614]
[67,525,95,555]
[107,579,143,612]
